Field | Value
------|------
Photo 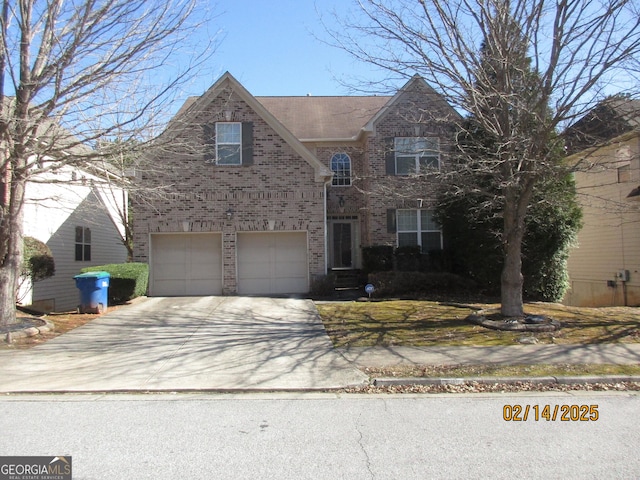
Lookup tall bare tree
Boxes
[327,0,640,316]
[0,0,217,326]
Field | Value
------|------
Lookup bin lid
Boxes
[73,271,111,279]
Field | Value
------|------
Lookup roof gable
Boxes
[565,97,640,154]
[175,75,458,143]
[175,72,333,182]
[364,75,461,132]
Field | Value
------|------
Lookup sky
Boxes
[185,0,392,97]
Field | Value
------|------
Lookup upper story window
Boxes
[397,209,442,253]
[75,226,91,261]
[216,122,242,165]
[394,137,439,175]
[331,153,352,186]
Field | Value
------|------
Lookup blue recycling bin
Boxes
[74,271,110,314]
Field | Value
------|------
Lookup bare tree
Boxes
[0,0,218,326]
[326,0,640,316]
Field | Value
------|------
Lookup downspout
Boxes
[323,178,331,275]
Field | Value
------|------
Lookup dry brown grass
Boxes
[316,300,640,348]
[361,363,640,378]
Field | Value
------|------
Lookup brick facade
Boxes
[133,77,329,295]
[133,72,458,295]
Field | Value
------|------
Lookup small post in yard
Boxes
[365,283,375,301]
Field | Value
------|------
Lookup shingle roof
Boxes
[174,94,390,140]
[256,96,391,140]
[564,97,640,154]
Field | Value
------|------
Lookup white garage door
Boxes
[237,232,308,295]
[150,233,222,296]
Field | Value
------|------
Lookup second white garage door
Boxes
[150,233,223,296]
[237,232,308,295]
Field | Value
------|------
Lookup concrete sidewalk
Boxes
[338,344,640,367]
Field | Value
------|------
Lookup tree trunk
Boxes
[500,186,528,317]
[500,231,524,317]
[0,249,19,326]
[0,165,26,327]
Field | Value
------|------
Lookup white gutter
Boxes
[300,129,370,145]
[323,178,331,275]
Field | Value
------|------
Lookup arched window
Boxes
[331,153,351,186]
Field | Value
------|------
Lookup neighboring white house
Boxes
[19,163,128,312]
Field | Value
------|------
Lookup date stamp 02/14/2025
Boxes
[503,404,599,422]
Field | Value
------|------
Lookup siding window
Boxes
[216,122,242,165]
[618,164,631,183]
[397,209,442,253]
[75,226,91,261]
[331,153,352,186]
[394,137,439,175]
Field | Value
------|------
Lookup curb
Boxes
[372,375,640,386]
[4,319,55,343]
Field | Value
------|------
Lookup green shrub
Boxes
[310,273,336,297]
[81,263,148,304]
[362,245,394,273]
[435,170,582,301]
[394,245,422,271]
[23,237,55,281]
[368,271,476,297]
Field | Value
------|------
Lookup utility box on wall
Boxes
[616,270,631,282]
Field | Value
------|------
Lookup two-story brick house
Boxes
[132,72,459,296]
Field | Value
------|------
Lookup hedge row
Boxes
[368,271,477,298]
[80,263,148,304]
[362,245,449,273]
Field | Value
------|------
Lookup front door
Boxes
[333,223,352,268]
[329,217,359,269]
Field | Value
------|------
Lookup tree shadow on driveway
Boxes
[0,297,368,392]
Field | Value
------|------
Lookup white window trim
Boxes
[75,226,92,262]
[394,137,440,175]
[331,153,352,186]
[216,122,242,166]
[396,209,442,252]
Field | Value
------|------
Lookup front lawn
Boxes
[315,300,640,348]
[362,363,640,378]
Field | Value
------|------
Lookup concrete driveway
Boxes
[0,297,368,392]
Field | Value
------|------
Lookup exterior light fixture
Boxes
[225,208,234,220]
[338,196,345,212]
[182,221,190,232]
[224,110,232,121]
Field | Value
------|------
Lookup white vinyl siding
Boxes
[23,189,128,312]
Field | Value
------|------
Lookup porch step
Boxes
[331,269,363,290]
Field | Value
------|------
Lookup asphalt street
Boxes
[1,392,638,479]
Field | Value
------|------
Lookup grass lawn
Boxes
[362,363,640,378]
[316,300,640,348]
